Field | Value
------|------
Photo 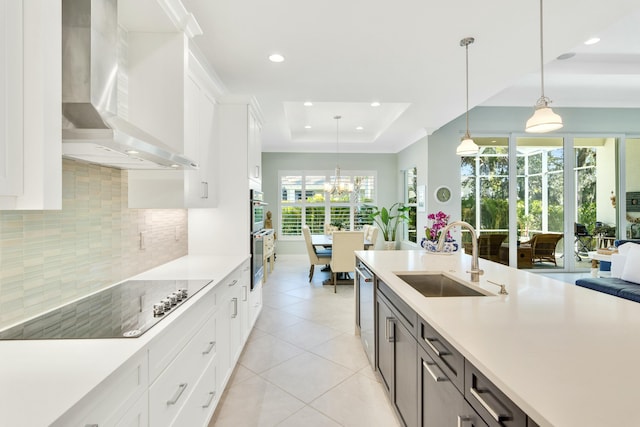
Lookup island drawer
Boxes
[418,318,465,393]
[464,360,526,427]
[377,279,417,334]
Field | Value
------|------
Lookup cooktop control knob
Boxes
[172,291,183,302]
[168,294,178,305]
[161,298,172,310]
[178,288,188,299]
[153,303,165,316]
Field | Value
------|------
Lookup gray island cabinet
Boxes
[356,252,540,427]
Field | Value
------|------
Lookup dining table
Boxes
[311,234,373,249]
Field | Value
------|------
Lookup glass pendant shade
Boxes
[525,102,563,133]
[456,134,479,155]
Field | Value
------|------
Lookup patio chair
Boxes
[574,223,592,261]
[524,233,564,266]
[302,225,332,281]
[478,233,507,262]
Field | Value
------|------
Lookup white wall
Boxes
[261,152,398,254]
[397,135,428,249]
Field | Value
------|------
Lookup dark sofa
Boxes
[575,239,640,303]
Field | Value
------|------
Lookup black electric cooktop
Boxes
[0,279,212,340]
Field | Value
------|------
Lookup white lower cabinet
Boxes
[148,306,217,427]
[113,391,149,427]
[172,355,218,426]
[53,259,258,427]
[51,352,148,427]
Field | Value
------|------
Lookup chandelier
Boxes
[456,37,479,156]
[325,115,355,198]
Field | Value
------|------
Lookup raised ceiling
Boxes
[182,0,640,153]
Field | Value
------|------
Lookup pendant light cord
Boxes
[334,115,341,167]
[539,0,545,101]
[465,41,470,137]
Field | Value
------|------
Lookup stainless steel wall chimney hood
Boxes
[61,0,198,170]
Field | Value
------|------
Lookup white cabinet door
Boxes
[247,107,262,186]
[0,0,23,198]
[0,0,61,210]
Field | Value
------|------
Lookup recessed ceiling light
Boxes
[268,53,285,63]
[304,125,312,129]
[370,102,381,107]
[125,150,139,155]
[557,52,575,60]
[584,37,600,46]
[170,164,179,168]
[356,126,364,131]
[303,101,313,107]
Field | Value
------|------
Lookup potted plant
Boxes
[367,203,410,250]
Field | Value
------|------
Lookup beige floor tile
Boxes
[276,406,341,427]
[261,352,355,403]
[212,254,398,427]
[262,290,307,309]
[253,305,305,334]
[309,333,370,372]
[310,372,401,427]
[209,375,305,427]
[238,333,304,374]
[271,319,343,350]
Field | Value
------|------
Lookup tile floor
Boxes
[209,254,400,427]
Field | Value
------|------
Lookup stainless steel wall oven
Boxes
[250,190,269,290]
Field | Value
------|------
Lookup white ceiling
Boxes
[182,0,640,154]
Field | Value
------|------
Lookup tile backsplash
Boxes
[0,160,188,329]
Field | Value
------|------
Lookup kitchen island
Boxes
[356,249,640,427]
[0,254,254,427]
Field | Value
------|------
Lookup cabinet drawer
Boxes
[52,351,148,427]
[464,360,526,427]
[149,312,217,427]
[148,282,217,381]
[112,390,149,427]
[172,355,218,427]
[377,279,417,333]
[419,319,465,393]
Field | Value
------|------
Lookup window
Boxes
[279,171,376,238]
[404,167,417,243]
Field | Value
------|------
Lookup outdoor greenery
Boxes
[461,146,597,243]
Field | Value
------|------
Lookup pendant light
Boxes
[525,0,563,133]
[325,115,353,197]
[456,37,479,156]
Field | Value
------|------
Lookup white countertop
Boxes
[356,250,640,427]
[0,254,248,427]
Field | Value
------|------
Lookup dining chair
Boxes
[329,231,364,292]
[302,225,332,281]
[365,226,379,250]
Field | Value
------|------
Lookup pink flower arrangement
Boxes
[425,211,452,241]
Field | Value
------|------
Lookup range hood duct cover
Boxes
[61,0,198,170]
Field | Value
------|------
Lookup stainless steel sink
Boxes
[395,274,487,297]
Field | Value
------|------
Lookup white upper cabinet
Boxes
[248,108,262,187]
[124,4,221,208]
[0,0,61,210]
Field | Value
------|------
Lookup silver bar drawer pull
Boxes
[469,386,509,422]
[424,337,450,357]
[457,415,472,427]
[167,383,188,406]
[228,279,238,287]
[422,360,448,382]
[85,425,99,427]
[242,285,248,301]
[231,298,238,318]
[385,317,395,342]
[202,391,216,408]
[202,341,216,355]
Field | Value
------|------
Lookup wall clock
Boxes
[435,185,451,203]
